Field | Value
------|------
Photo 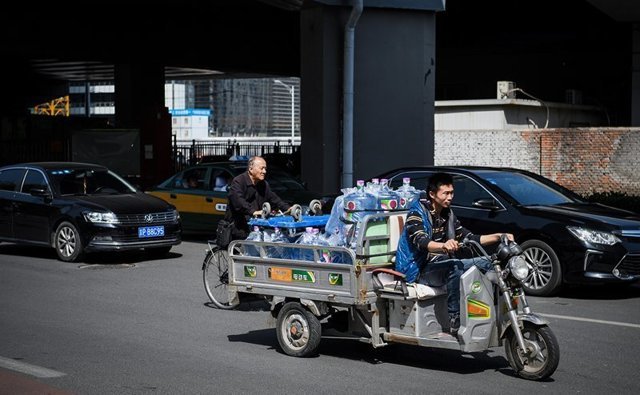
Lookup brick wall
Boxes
[435,128,640,196]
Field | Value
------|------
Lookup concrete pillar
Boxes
[115,63,171,188]
[300,4,437,194]
[632,23,640,126]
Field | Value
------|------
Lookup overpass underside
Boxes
[1,0,442,192]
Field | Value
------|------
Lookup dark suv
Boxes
[376,166,640,296]
[0,162,181,262]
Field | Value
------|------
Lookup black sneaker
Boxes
[449,312,460,336]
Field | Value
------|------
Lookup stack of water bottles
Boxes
[243,226,289,258]
[243,177,422,262]
[337,177,422,249]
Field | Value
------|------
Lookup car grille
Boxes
[617,254,640,277]
[116,212,178,225]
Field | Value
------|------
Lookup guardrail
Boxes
[172,137,300,173]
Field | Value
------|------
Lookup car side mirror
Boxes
[472,198,500,210]
[30,187,50,197]
[29,188,51,200]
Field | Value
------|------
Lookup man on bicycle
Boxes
[225,156,290,240]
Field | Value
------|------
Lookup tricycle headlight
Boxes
[508,255,530,281]
[83,211,119,224]
[567,226,621,246]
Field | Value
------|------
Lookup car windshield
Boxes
[475,170,580,206]
[49,168,136,195]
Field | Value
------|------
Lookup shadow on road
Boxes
[320,339,512,376]
[227,327,516,377]
[0,243,183,266]
[558,283,640,300]
[181,233,212,244]
[228,328,280,350]
[0,243,57,260]
[81,251,183,265]
[204,298,270,312]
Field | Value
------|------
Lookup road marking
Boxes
[0,356,66,378]
[539,313,640,329]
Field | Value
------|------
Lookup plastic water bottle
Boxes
[266,227,287,259]
[244,226,262,256]
[295,227,316,261]
[326,227,349,264]
[325,194,346,244]
[342,180,377,249]
[343,180,377,224]
[366,178,380,195]
[377,178,399,211]
[311,228,331,263]
[396,177,420,209]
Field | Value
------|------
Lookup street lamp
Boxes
[274,79,295,140]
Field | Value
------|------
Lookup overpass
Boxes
[1,0,444,192]
[1,0,638,193]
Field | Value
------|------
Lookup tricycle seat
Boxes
[371,268,446,300]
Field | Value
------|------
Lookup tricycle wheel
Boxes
[276,302,321,357]
[203,248,239,310]
[505,322,559,380]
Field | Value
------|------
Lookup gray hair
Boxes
[247,156,264,170]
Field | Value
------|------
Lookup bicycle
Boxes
[202,241,240,310]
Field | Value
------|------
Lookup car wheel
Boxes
[520,239,562,296]
[54,221,84,262]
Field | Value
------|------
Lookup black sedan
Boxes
[377,166,640,296]
[0,162,181,262]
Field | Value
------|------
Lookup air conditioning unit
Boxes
[497,81,516,99]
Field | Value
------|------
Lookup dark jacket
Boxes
[225,172,289,238]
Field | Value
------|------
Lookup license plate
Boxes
[138,226,165,238]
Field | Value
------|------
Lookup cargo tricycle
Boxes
[202,211,559,380]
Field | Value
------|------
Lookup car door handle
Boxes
[170,194,177,199]
[205,197,213,203]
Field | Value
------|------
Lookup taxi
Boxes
[147,161,328,234]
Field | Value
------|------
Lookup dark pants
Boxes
[418,256,492,315]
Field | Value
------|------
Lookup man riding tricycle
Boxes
[202,175,559,381]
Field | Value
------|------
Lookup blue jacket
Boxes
[395,199,432,283]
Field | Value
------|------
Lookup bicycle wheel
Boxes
[202,248,239,310]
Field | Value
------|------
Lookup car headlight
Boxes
[172,209,180,221]
[508,255,530,281]
[83,211,119,224]
[567,226,621,246]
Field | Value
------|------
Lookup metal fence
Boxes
[172,137,299,172]
[0,139,71,166]
[0,135,298,176]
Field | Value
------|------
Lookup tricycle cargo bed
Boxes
[227,211,408,305]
